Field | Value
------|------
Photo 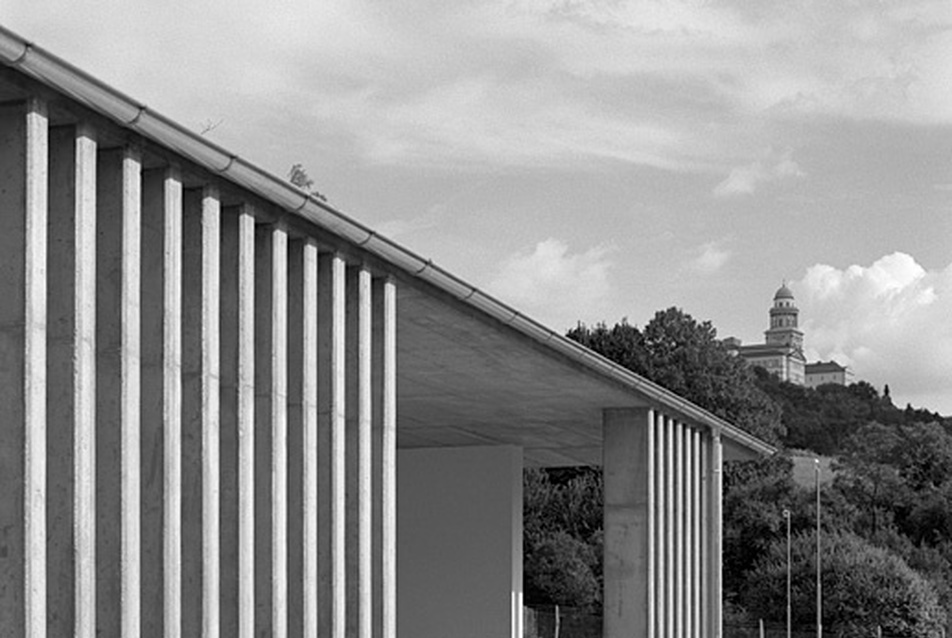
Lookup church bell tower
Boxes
[764,283,803,352]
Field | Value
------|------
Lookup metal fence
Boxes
[524,606,601,638]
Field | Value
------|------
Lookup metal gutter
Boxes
[0,24,774,457]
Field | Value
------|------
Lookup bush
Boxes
[742,531,945,637]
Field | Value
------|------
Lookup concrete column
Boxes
[710,431,723,638]
[653,411,665,638]
[271,226,289,638]
[0,98,48,638]
[398,445,523,638]
[219,205,256,638]
[603,408,654,638]
[683,426,697,638]
[700,432,709,638]
[372,277,397,638]
[253,223,289,636]
[179,185,221,637]
[692,428,703,638]
[346,267,373,638]
[163,168,184,638]
[286,237,318,638]
[674,419,684,638]
[95,145,142,637]
[47,122,98,638]
[318,253,346,638]
[300,241,320,637]
[665,416,675,636]
[74,125,99,638]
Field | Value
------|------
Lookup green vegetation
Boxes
[524,307,952,635]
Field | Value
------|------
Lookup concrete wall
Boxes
[398,446,524,638]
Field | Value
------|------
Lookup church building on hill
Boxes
[724,283,807,385]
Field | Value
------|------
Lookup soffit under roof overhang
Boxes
[0,25,774,466]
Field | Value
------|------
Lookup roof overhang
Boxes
[0,24,775,466]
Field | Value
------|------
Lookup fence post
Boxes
[760,618,765,638]
[554,604,560,638]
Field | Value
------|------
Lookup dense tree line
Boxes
[524,308,952,636]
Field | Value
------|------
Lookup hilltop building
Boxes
[805,361,854,388]
[726,284,856,388]
[726,284,807,385]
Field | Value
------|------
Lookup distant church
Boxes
[725,284,807,384]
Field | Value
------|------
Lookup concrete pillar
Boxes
[47,122,97,637]
[220,204,256,638]
[253,223,289,636]
[398,445,523,638]
[653,412,665,638]
[710,430,724,638]
[700,431,710,638]
[318,253,347,638]
[373,278,397,638]
[345,267,373,638]
[696,431,703,637]
[603,408,654,638]
[95,145,143,637]
[665,416,675,636]
[271,226,289,638]
[182,184,222,636]
[674,420,684,638]
[288,239,319,637]
[0,98,48,638]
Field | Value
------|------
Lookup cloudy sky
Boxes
[7,1,952,413]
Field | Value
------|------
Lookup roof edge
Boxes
[0,24,774,457]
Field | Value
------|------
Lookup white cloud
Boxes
[689,242,732,275]
[7,0,951,173]
[796,252,952,413]
[487,238,614,329]
[714,150,804,197]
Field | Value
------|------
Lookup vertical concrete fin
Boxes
[301,240,320,638]
[95,143,142,637]
[73,125,98,638]
[163,166,184,638]
[120,147,143,637]
[710,430,723,638]
[345,266,372,638]
[653,412,665,638]
[318,253,346,638]
[237,206,256,638]
[674,419,684,638]
[202,185,222,638]
[380,278,397,638]
[271,226,288,638]
[692,428,703,638]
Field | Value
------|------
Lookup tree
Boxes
[569,308,784,443]
[524,469,603,610]
[742,531,946,637]
[288,163,327,202]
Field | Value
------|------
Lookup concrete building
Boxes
[805,361,854,388]
[726,284,807,385]
[0,25,772,638]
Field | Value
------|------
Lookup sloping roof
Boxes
[0,24,774,460]
[806,361,848,374]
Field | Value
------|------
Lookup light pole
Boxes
[816,458,822,638]
[783,508,791,638]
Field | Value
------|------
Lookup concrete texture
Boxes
[398,445,524,638]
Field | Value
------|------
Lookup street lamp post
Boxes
[783,508,791,638]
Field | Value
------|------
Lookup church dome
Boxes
[774,283,794,300]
